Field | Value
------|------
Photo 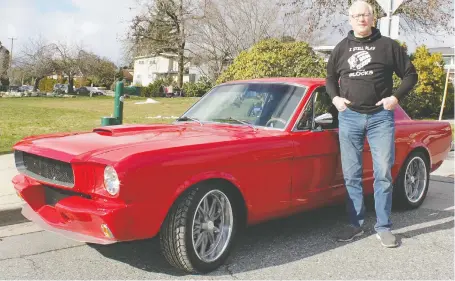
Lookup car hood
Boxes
[13,123,281,163]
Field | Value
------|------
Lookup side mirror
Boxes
[314,112,333,125]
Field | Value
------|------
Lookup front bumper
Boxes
[13,174,131,245]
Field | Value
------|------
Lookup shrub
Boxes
[182,77,214,97]
[216,39,326,84]
[395,45,454,119]
[38,77,57,92]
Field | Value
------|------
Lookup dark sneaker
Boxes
[336,225,364,242]
[376,231,398,248]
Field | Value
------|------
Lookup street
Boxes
[0,178,453,279]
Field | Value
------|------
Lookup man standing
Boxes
[326,0,418,247]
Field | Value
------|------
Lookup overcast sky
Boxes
[0,0,137,66]
[0,0,453,67]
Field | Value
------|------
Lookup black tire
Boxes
[159,184,238,273]
[393,151,430,209]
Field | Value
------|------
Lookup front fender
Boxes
[172,170,249,209]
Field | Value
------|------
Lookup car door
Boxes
[289,86,345,211]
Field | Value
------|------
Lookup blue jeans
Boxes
[338,107,395,233]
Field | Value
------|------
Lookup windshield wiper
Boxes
[214,117,257,131]
[176,116,203,126]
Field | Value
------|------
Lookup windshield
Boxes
[180,83,307,129]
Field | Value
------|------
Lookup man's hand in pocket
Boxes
[376,96,398,110]
[332,96,351,112]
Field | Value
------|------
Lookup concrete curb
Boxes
[430,175,454,184]
[0,205,28,227]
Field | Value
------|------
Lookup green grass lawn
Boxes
[1,96,453,155]
[0,96,199,154]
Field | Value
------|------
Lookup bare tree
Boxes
[129,0,207,88]
[186,0,279,81]
[51,42,87,93]
[186,0,328,81]
[281,0,453,40]
[278,2,331,45]
[17,37,55,91]
[77,50,118,87]
[8,59,32,86]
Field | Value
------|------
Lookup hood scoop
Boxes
[93,124,177,136]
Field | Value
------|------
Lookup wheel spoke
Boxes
[202,197,209,216]
[406,187,412,198]
[208,198,217,218]
[220,196,226,209]
[413,161,419,175]
[412,186,419,199]
[410,161,416,175]
[207,231,215,244]
[195,232,205,248]
[408,163,413,175]
[197,205,205,218]
[200,234,208,256]
[212,209,221,220]
[193,222,201,233]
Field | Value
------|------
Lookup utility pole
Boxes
[387,0,393,37]
[8,37,17,68]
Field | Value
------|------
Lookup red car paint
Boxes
[12,77,453,244]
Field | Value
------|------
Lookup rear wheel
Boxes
[160,184,238,273]
[394,151,430,209]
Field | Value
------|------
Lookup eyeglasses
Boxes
[350,13,371,20]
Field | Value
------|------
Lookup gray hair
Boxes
[349,0,374,15]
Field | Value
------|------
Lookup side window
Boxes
[295,87,338,131]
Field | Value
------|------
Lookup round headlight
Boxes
[104,166,120,195]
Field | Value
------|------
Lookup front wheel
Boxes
[394,151,430,209]
[160,185,237,273]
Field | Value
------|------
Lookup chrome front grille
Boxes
[15,150,74,188]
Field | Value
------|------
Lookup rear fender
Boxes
[408,142,432,167]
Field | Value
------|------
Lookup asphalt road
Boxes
[0,185,453,280]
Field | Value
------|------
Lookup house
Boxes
[312,46,335,62]
[428,46,455,81]
[46,71,84,82]
[133,53,204,87]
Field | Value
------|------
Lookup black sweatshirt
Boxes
[326,27,418,113]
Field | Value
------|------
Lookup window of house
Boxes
[443,56,453,66]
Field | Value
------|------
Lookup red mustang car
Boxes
[12,78,452,273]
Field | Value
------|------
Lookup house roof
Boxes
[122,69,133,80]
[428,47,454,56]
[134,51,190,60]
[312,46,335,51]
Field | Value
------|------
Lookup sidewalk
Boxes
[0,153,27,226]
[0,151,453,226]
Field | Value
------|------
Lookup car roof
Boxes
[220,77,326,88]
